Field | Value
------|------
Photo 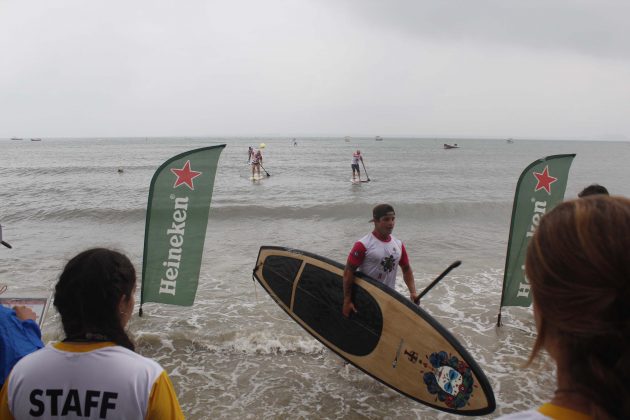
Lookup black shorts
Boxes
[351,163,360,171]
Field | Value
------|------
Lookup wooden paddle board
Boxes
[253,246,495,416]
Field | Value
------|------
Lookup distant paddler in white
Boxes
[247,146,254,163]
[351,150,363,182]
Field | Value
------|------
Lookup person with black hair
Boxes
[0,248,184,419]
[577,183,609,198]
[342,204,418,317]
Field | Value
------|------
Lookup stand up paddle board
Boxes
[253,246,495,416]
[250,174,265,181]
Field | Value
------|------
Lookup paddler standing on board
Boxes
[342,204,418,317]
[250,144,264,180]
[351,150,363,182]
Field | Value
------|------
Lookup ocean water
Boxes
[1,136,629,419]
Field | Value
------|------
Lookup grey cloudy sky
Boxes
[1,0,629,139]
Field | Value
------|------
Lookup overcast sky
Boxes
[1,0,629,139]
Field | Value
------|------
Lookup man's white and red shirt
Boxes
[347,232,409,289]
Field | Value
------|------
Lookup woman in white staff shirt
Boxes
[0,248,184,419]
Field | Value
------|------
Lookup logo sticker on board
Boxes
[421,351,475,410]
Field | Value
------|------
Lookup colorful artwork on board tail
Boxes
[421,351,476,410]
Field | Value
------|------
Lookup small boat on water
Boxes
[10,137,23,141]
[344,136,351,142]
[506,138,514,144]
[375,136,383,141]
[30,138,42,142]
[443,143,459,149]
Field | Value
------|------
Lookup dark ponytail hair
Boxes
[526,196,630,419]
[54,248,136,351]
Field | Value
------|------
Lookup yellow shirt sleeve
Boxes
[0,379,16,420]
[146,371,185,420]
[538,403,592,420]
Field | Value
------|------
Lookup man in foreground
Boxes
[342,204,418,317]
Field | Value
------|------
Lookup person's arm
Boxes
[0,379,15,420]
[343,241,366,316]
[146,371,184,420]
[13,306,36,322]
[13,306,43,341]
[342,263,358,317]
[399,244,417,303]
[401,264,417,303]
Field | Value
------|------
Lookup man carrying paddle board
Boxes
[342,204,418,317]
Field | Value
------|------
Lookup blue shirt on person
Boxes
[0,305,44,388]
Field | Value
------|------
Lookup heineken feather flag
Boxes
[497,154,575,326]
[140,145,225,314]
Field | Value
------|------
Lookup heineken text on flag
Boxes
[141,145,225,310]
[498,154,575,316]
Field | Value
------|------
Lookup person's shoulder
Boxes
[106,345,158,362]
[0,306,16,325]
[9,342,53,368]
[495,409,550,419]
[99,345,165,377]
[357,233,373,244]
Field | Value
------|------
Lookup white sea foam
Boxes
[2,137,628,418]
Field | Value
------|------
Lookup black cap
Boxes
[371,204,395,222]
[578,184,609,198]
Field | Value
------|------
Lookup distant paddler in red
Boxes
[250,143,265,179]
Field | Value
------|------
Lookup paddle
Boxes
[360,159,370,181]
[414,260,461,304]
[260,164,271,177]
[0,224,12,249]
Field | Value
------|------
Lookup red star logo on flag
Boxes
[170,160,202,190]
[533,165,558,194]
